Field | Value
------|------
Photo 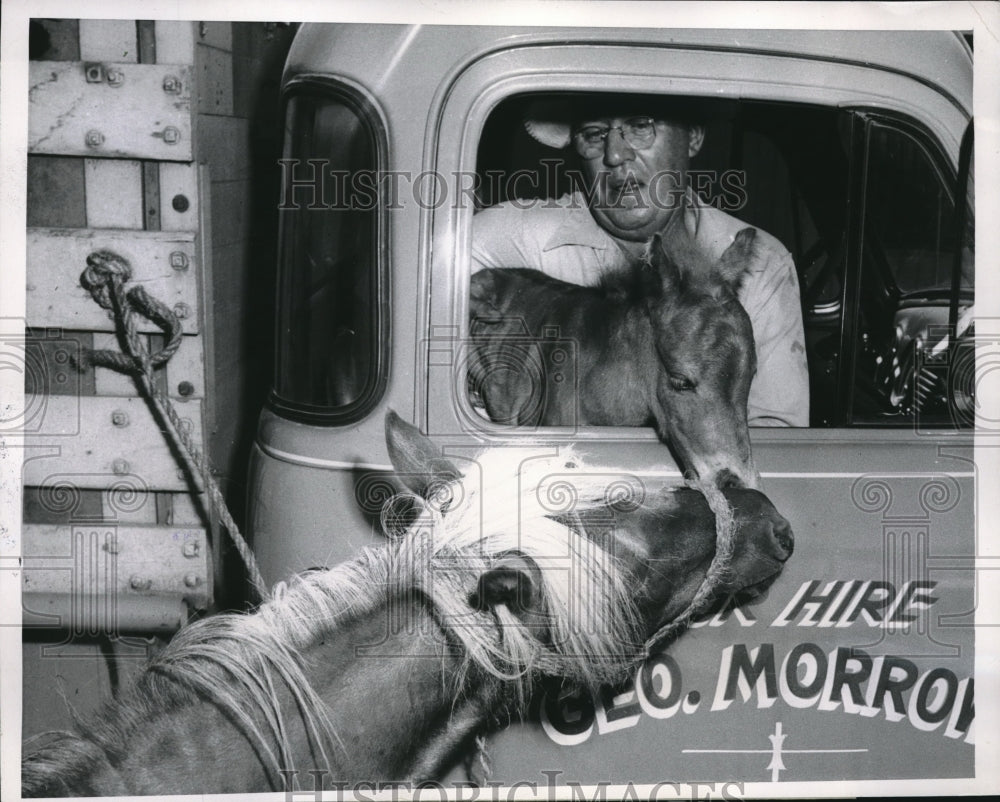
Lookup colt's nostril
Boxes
[773,518,794,559]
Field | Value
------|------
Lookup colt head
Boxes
[643,227,761,491]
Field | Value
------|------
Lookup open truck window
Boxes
[470,93,974,430]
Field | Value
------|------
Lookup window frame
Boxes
[840,108,973,428]
[269,76,392,426]
[457,97,974,434]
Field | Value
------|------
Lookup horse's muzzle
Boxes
[726,488,794,584]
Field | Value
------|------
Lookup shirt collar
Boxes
[541,192,612,252]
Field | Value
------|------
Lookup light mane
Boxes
[91,446,645,789]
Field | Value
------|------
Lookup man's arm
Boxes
[471,205,539,272]
[471,197,610,284]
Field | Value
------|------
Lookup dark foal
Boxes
[469,225,760,489]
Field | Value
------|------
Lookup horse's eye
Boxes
[669,374,696,392]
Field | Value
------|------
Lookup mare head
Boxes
[382,412,791,665]
[641,220,760,490]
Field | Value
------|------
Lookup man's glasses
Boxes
[574,116,657,158]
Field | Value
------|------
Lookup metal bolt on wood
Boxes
[162,75,182,95]
[84,63,104,82]
[169,251,189,271]
[85,130,105,148]
[112,458,130,475]
[184,573,201,588]
[162,126,181,145]
[111,409,129,427]
[182,540,200,558]
[172,302,191,320]
[106,68,125,87]
[129,575,153,591]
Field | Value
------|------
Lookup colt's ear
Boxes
[471,551,549,630]
[384,410,461,499]
[716,228,757,291]
[646,233,682,295]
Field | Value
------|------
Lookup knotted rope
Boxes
[75,250,270,601]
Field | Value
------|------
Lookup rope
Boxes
[75,250,270,602]
[643,477,736,657]
[466,733,493,786]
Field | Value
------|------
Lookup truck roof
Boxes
[285,25,971,116]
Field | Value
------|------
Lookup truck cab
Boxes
[248,25,975,785]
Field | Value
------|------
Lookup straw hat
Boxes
[522,98,578,150]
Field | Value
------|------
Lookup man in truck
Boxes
[471,95,809,427]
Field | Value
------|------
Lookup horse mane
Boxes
[596,253,738,307]
[596,259,651,303]
[23,446,645,792]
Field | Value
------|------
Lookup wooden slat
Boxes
[22,522,211,632]
[27,156,87,228]
[84,159,144,229]
[155,21,196,65]
[29,61,193,160]
[24,328,95,397]
[195,43,234,115]
[198,116,249,182]
[210,180,251,247]
[91,332,206,400]
[92,332,143,397]
[23,395,205,491]
[169,492,205,526]
[137,20,158,64]
[22,485,102,525]
[78,20,138,63]
[164,334,206,400]
[27,227,201,334]
[141,162,162,231]
[102,488,158,524]
[196,22,233,52]
[159,162,200,232]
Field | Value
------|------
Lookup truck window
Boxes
[851,118,975,426]
[471,94,973,431]
[272,87,388,423]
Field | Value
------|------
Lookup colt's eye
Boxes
[669,374,696,392]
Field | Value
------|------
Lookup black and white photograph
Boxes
[1,1,998,799]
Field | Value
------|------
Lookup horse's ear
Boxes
[471,551,549,630]
[384,410,461,499]
[715,227,757,291]
[646,233,682,295]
